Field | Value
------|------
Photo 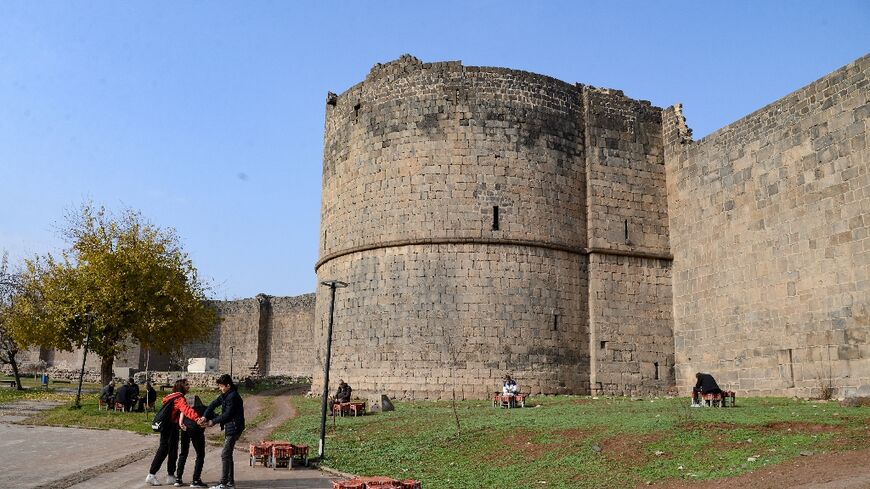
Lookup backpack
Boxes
[150,394,178,432]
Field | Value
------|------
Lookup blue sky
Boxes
[1,1,867,299]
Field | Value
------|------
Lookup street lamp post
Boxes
[318,279,347,460]
[73,313,94,409]
[229,346,234,379]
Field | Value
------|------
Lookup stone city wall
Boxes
[264,294,317,377]
[314,55,677,399]
[664,55,869,397]
[582,86,675,395]
[316,244,589,400]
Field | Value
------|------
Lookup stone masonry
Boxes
[313,55,676,399]
[663,54,869,398]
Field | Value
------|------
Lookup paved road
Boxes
[0,400,337,489]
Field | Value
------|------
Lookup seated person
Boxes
[692,372,723,406]
[136,381,157,412]
[502,375,518,396]
[99,380,116,405]
[334,379,352,404]
[115,378,138,411]
[128,377,140,402]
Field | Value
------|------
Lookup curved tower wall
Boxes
[316,56,589,399]
[315,55,675,399]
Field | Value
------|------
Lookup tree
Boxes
[0,252,25,390]
[7,203,217,385]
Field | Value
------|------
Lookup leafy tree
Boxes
[0,252,25,389]
[7,203,217,385]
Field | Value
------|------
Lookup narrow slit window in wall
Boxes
[492,206,500,231]
[624,219,629,242]
[552,314,558,331]
[654,362,660,380]
[600,340,607,349]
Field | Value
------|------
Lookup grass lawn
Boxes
[273,396,870,488]
[21,388,223,435]
[15,381,289,436]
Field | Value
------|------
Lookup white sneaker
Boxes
[690,403,701,408]
[209,485,226,489]
[145,474,162,486]
[166,475,176,485]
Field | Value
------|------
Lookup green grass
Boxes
[272,396,870,488]
[23,388,223,435]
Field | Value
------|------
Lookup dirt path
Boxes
[648,448,870,489]
[238,384,307,445]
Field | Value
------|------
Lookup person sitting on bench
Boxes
[137,381,158,412]
[115,378,138,411]
[502,375,518,397]
[334,380,352,404]
[692,372,723,407]
[100,380,116,406]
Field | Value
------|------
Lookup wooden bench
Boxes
[492,392,527,408]
[333,401,367,417]
[701,391,736,407]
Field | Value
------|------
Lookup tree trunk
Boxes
[9,355,22,390]
[100,355,114,386]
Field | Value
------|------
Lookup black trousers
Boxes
[177,428,205,482]
[148,425,180,476]
[220,432,240,485]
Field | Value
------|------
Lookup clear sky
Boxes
[1,1,867,299]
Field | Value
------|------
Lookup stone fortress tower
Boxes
[314,55,675,399]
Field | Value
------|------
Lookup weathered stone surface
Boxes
[663,54,869,398]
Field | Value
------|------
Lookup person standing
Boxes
[145,379,204,486]
[174,395,208,488]
[204,374,245,489]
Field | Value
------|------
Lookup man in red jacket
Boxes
[145,379,204,487]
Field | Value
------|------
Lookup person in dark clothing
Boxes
[175,395,208,488]
[137,381,158,412]
[204,374,245,489]
[114,383,131,410]
[115,378,138,411]
[334,379,352,403]
[145,379,204,487]
[692,372,723,406]
[99,380,115,406]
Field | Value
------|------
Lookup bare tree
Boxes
[0,252,24,390]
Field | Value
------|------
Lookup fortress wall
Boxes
[264,294,317,377]
[319,55,588,262]
[214,299,262,375]
[316,56,592,399]
[315,244,589,400]
[664,55,869,397]
[583,88,670,255]
[583,87,675,395]
[589,254,674,395]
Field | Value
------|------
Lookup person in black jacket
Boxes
[692,372,723,406]
[137,381,158,412]
[175,395,207,488]
[203,374,245,489]
[115,378,139,412]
